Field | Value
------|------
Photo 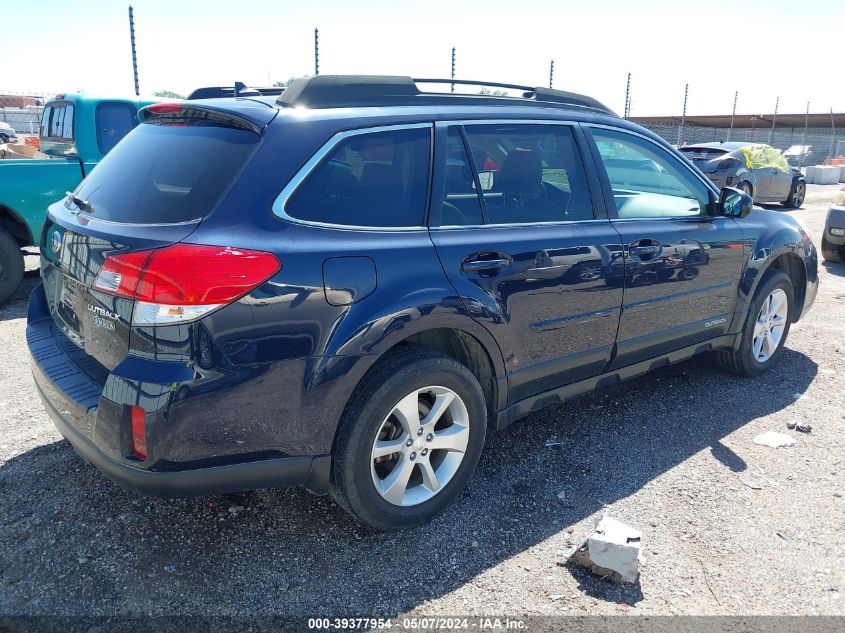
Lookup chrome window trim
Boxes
[271,122,433,232]
[431,218,610,230]
[434,118,577,127]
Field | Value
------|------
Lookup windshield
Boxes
[73,121,258,224]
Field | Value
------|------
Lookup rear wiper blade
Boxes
[65,191,93,213]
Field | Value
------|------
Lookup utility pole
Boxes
[314,28,320,76]
[768,96,779,145]
[676,83,688,148]
[830,107,836,162]
[624,72,631,119]
[128,5,139,96]
[727,90,738,142]
[451,47,456,93]
[549,60,554,89]
[801,101,809,167]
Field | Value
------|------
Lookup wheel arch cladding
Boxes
[765,252,807,321]
[0,204,34,247]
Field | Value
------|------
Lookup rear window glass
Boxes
[679,148,728,161]
[74,122,257,224]
[96,102,140,155]
[285,127,431,227]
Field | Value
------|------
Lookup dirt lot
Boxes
[1,185,843,621]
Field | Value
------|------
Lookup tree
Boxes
[153,90,185,99]
[478,88,508,96]
[273,76,309,88]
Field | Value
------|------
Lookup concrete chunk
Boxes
[567,514,641,583]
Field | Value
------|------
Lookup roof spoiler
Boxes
[187,82,286,100]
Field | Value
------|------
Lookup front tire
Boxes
[715,270,793,377]
[0,226,25,304]
[330,347,487,530]
[738,181,753,197]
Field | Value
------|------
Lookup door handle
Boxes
[461,255,511,272]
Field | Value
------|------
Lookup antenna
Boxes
[128,5,140,96]
[451,47,456,93]
[549,60,554,89]
[314,28,320,76]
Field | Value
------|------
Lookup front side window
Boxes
[96,102,140,155]
[285,126,431,227]
[462,124,593,224]
[591,128,710,218]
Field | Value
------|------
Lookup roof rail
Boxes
[275,75,616,115]
[188,82,286,100]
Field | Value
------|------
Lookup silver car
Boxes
[0,121,18,144]
[822,187,845,263]
[680,142,806,208]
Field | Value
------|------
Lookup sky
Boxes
[2,0,843,116]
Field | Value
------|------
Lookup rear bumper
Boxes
[34,374,330,498]
[27,284,331,497]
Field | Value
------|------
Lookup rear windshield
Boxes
[680,148,729,161]
[74,121,257,224]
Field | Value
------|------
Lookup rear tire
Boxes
[0,227,25,304]
[738,181,753,197]
[822,235,844,263]
[782,179,806,208]
[715,270,793,377]
[330,346,487,531]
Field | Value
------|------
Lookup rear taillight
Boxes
[130,406,147,460]
[93,244,280,325]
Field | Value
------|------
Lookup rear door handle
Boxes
[461,255,511,272]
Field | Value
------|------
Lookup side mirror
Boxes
[718,187,753,218]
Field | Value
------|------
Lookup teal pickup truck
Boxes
[0,93,157,303]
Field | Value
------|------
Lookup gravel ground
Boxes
[1,185,843,621]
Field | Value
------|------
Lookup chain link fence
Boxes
[638,121,842,165]
[0,91,51,137]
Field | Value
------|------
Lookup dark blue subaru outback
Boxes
[28,76,817,530]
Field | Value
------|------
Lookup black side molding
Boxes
[494,334,738,430]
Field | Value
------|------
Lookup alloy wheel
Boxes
[792,182,806,207]
[752,288,788,363]
[370,386,470,507]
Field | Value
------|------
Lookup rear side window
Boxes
[462,124,594,224]
[441,127,484,226]
[74,122,257,224]
[96,102,140,155]
[285,127,431,227]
